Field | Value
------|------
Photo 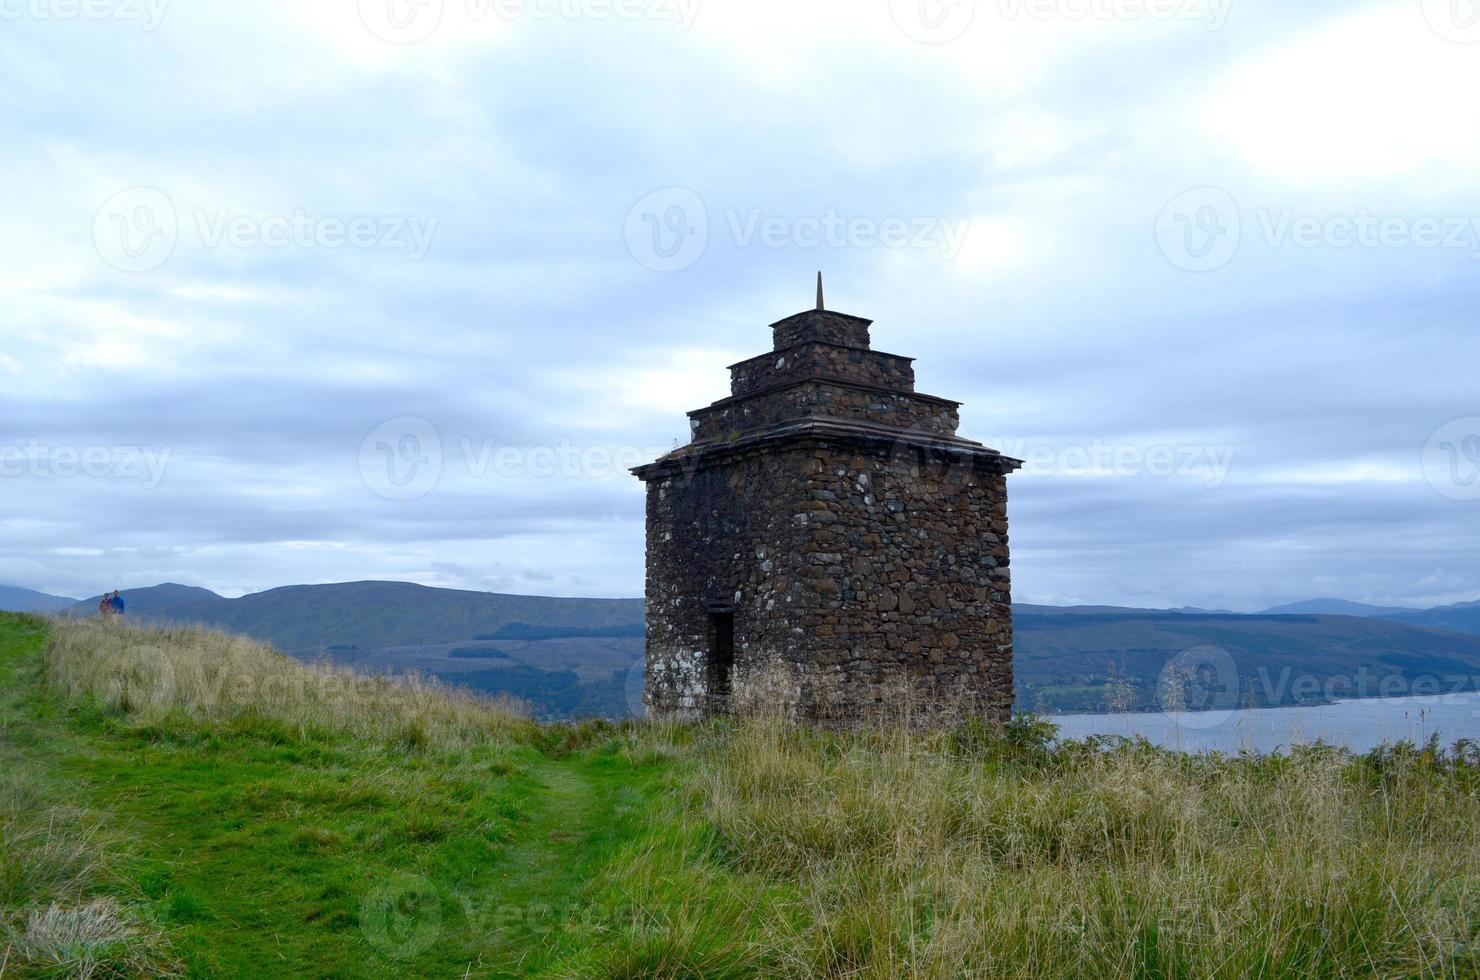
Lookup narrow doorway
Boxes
[707,611,735,714]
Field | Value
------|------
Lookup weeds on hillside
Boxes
[671,718,1480,978]
[43,618,533,750]
[556,710,1480,978]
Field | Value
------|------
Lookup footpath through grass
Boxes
[0,614,682,977]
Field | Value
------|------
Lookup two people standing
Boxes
[98,590,126,617]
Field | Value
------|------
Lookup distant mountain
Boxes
[1016,604,1170,616]
[1016,604,1238,616]
[1013,609,1480,714]
[1381,600,1480,638]
[1261,599,1420,617]
[1255,598,1480,637]
[72,583,225,618]
[63,581,1480,720]
[68,581,645,654]
[0,585,78,614]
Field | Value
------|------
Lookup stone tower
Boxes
[632,279,1021,724]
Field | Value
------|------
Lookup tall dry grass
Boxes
[42,617,532,750]
[683,717,1480,978]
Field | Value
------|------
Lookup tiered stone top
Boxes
[634,298,1020,480]
[770,308,874,349]
[687,307,966,445]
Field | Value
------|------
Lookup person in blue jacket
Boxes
[108,590,126,616]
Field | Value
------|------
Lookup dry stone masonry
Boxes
[633,283,1021,724]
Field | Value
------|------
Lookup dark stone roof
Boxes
[633,304,1021,480]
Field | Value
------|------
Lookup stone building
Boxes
[632,279,1021,724]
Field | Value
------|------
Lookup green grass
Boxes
[0,615,677,977]
[2,613,1478,978]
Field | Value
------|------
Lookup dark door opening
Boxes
[707,611,735,713]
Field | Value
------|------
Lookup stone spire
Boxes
[816,271,825,311]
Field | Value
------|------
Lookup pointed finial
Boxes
[816,271,825,311]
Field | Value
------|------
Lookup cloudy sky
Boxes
[2,0,1478,610]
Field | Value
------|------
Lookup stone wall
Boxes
[641,446,814,719]
[771,309,873,349]
[641,434,1013,724]
[786,440,1013,722]
[728,342,916,398]
[690,382,960,442]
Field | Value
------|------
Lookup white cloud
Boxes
[1207,8,1480,185]
[544,346,740,430]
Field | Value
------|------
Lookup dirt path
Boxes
[472,760,613,975]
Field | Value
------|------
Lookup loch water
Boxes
[1049,692,1480,754]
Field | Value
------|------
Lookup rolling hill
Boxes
[1260,598,1421,617]
[0,585,78,614]
[69,581,645,654]
[1014,610,1480,713]
[51,581,1480,719]
[1257,598,1480,636]
[1381,600,1480,637]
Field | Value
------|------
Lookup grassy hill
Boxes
[58,582,1480,719]
[1,614,1476,977]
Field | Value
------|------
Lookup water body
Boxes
[1049,692,1480,754]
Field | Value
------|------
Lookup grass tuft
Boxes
[7,898,174,979]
